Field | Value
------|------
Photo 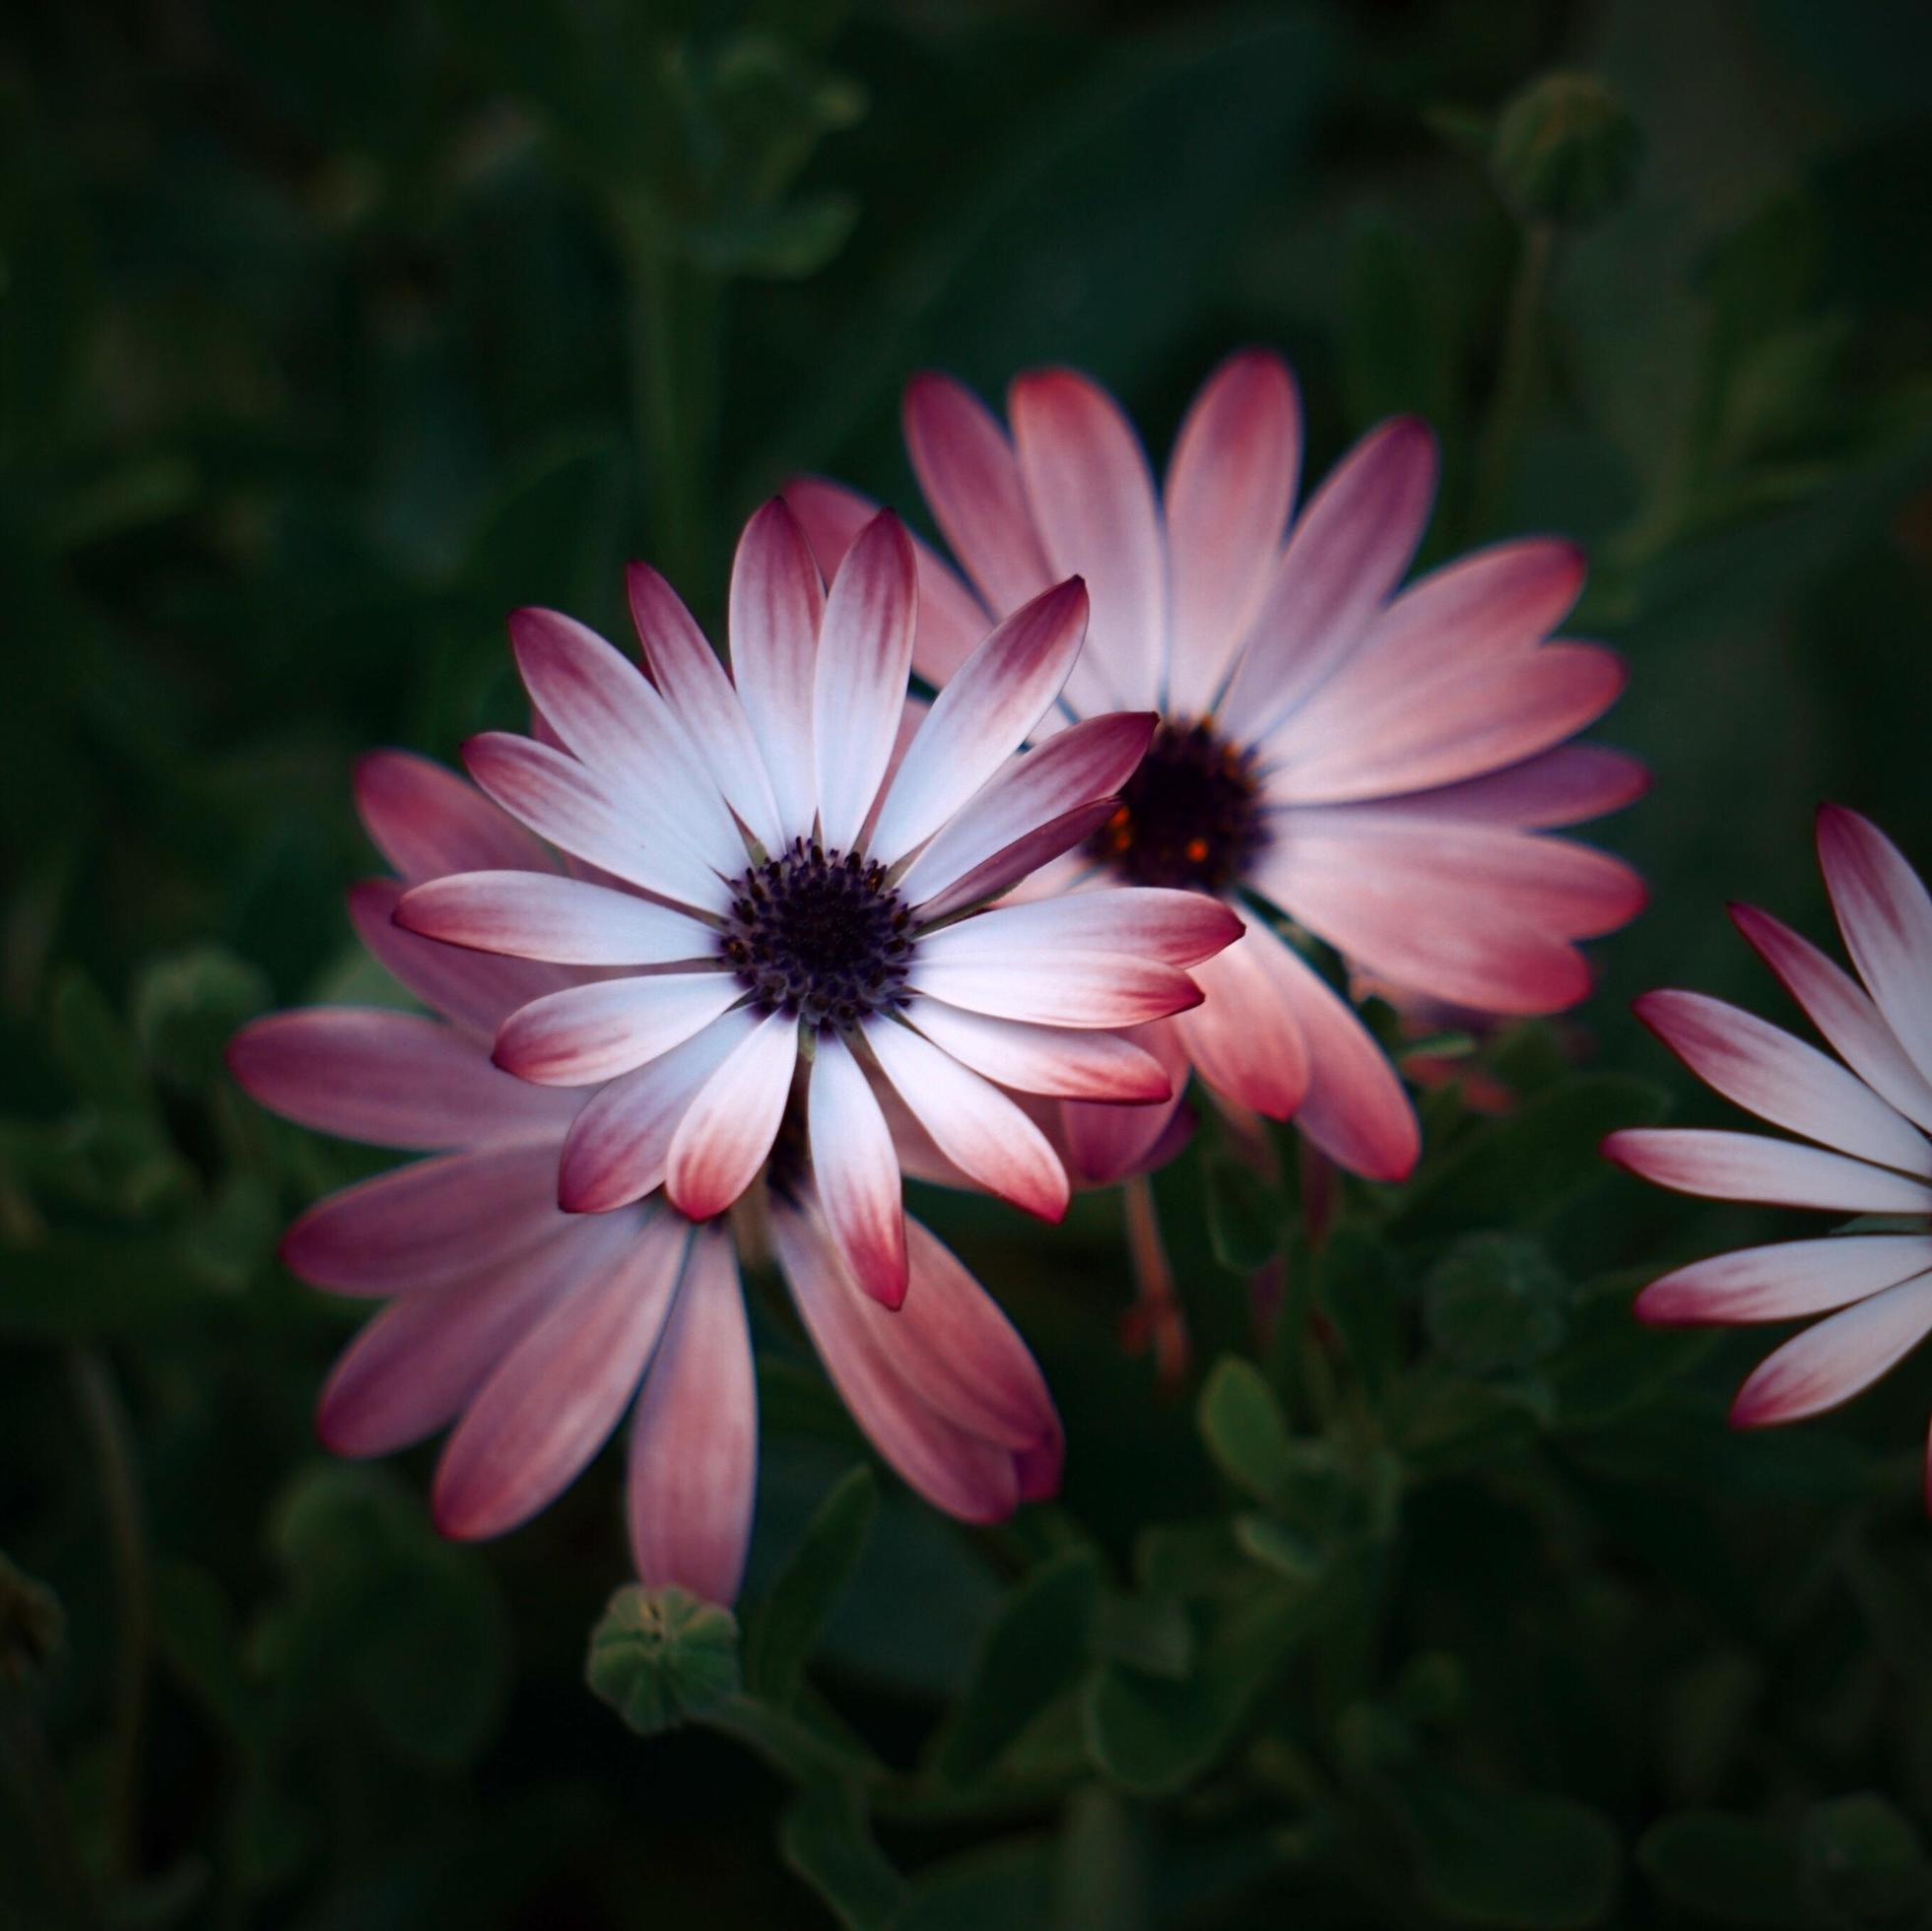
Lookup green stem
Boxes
[0,1689,103,1930]
[65,1350,149,1885]
[1470,218,1558,537]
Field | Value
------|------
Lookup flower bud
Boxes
[1489,74,1641,227]
[586,1583,740,1735]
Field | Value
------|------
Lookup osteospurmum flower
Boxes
[230,752,1066,1603]
[395,503,1238,1306]
[786,352,1647,1184]
[1606,808,1932,1482]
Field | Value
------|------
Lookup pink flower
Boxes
[786,352,1647,1183]
[1605,807,1932,1489]
[231,751,1067,1604]
[395,502,1237,1306]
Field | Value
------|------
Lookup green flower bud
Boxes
[1489,74,1641,227]
[586,1584,741,1736]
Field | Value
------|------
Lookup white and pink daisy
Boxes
[786,351,1647,1185]
[231,751,1068,1605]
[394,502,1237,1308]
[1605,807,1932,1489]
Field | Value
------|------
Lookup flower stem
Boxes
[1120,1174,1189,1391]
[1470,217,1558,537]
[65,1349,149,1886]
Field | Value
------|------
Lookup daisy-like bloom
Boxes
[1605,808,1932,1487]
[230,752,1069,1604]
[394,503,1238,1308]
[785,352,1647,1185]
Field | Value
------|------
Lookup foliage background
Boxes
[4,0,1932,1925]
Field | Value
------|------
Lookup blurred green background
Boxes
[5,0,1932,1925]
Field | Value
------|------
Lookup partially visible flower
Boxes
[397,504,1237,1307]
[231,752,1064,1605]
[1606,807,1932,1489]
[787,352,1646,1185]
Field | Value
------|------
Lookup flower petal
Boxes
[1730,1272,1932,1427]
[494,973,743,1086]
[229,1007,572,1150]
[557,1011,758,1213]
[664,1008,798,1219]
[898,711,1156,910]
[1054,1020,1195,1185]
[813,512,919,851]
[1635,988,1932,1176]
[1635,1233,1932,1326]
[906,1000,1171,1100]
[728,499,824,840]
[281,1142,574,1295]
[396,871,716,966]
[1172,923,1311,1119]
[869,578,1090,864]
[354,749,556,884]
[1165,349,1301,717]
[1351,744,1648,829]
[1602,1128,1932,1214]
[1818,805,1932,1093]
[864,1018,1068,1221]
[1217,417,1438,742]
[628,561,784,854]
[808,1032,907,1308]
[432,1212,690,1539]
[909,947,1203,1030]
[921,887,1241,968]
[1009,366,1167,712]
[904,800,1118,925]
[626,1227,757,1605]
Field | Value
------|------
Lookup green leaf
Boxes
[1386,1766,1620,1927]
[685,194,858,280]
[586,1583,742,1737]
[747,1464,878,1705]
[0,1237,221,1339]
[1801,1794,1927,1925]
[935,1548,1100,1785]
[1204,1154,1278,1272]
[1054,1785,1149,1931]
[1092,1590,1193,1681]
[1197,1358,1296,1504]
[155,1563,258,1743]
[1232,1515,1324,1584]
[132,946,270,1089]
[707,1692,885,1784]
[780,1785,907,1931]
[51,967,150,1112]
[1424,1235,1566,1376]
[1315,1226,1404,1404]
[1636,1813,1815,1927]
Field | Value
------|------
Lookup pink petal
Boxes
[1250,922,1418,1179]
[1732,902,1932,1137]
[628,562,784,854]
[1635,989,1932,1176]
[1730,1272,1932,1427]
[1055,1019,1195,1185]
[1602,1128,1932,1214]
[396,871,715,966]
[906,1000,1171,1100]
[1635,1233,1932,1326]
[813,512,919,852]
[1217,417,1439,742]
[770,1201,1024,1522]
[1164,349,1301,718]
[348,880,571,1043]
[1009,366,1167,712]
[781,474,992,690]
[663,1008,798,1219]
[462,730,732,915]
[1355,743,1648,830]
[901,371,1055,624]
[920,886,1242,968]
[281,1142,573,1295]
[728,499,824,840]
[626,1226,757,1604]
[317,1223,629,1455]
[1172,923,1311,1119]
[229,1007,571,1151]
[354,749,556,884]
[903,799,1117,925]
[909,947,1204,1030]
[807,1032,907,1307]
[1267,643,1628,804]
[898,710,1156,910]
[557,1012,757,1213]
[432,1212,689,1539]
[1817,805,1932,1092]
[864,1017,1069,1220]
[869,578,1091,864]
[494,973,743,1086]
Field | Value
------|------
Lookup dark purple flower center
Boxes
[1088,719,1267,894]
[722,838,911,1030]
